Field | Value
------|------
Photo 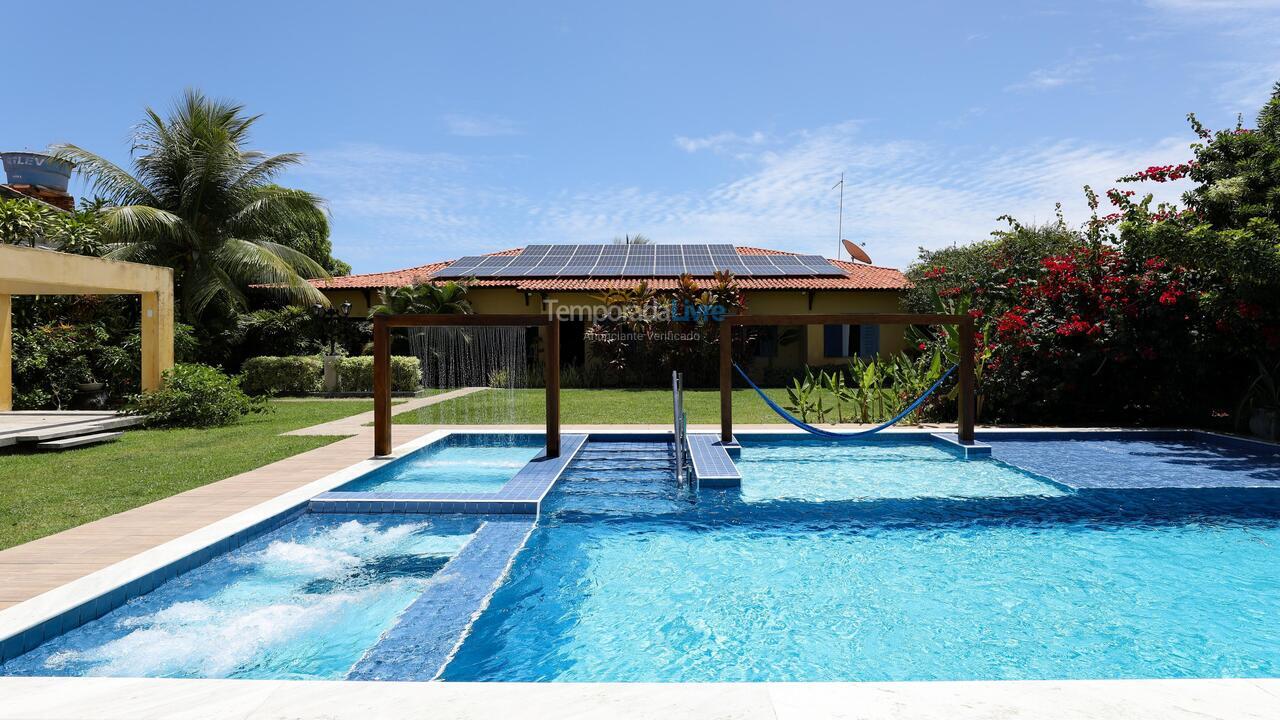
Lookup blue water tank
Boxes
[2,152,74,191]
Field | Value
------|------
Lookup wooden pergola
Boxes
[372,314,561,457]
[719,313,976,444]
[371,311,976,458]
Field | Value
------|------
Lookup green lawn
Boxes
[392,388,806,425]
[0,400,377,550]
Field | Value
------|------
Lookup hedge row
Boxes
[240,355,422,396]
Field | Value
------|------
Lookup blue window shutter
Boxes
[859,324,880,359]
[823,324,843,357]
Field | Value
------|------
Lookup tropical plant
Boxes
[0,197,103,254]
[128,363,266,428]
[370,280,473,316]
[52,89,332,323]
[785,367,822,423]
[1236,358,1280,432]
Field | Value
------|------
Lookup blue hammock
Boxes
[732,362,958,439]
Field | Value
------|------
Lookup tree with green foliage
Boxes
[906,82,1280,427]
[52,89,332,323]
[370,280,473,316]
[0,196,104,255]
[258,185,351,276]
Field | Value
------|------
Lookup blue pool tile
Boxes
[686,433,741,487]
[348,517,535,681]
[0,633,23,664]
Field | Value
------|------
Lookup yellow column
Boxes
[140,289,175,391]
[0,294,11,411]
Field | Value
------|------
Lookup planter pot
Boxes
[1248,406,1279,441]
[322,355,342,393]
[73,383,110,410]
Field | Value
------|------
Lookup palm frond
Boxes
[215,238,327,306]
[50,145,157,206]
[226,186,327,239]
[253,240,331,280]
[230,153,306,191]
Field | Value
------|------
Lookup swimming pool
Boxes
[333,433,543,495]
[444,435,1280,682]
[3,431,1278,683]
[1,514,479,679]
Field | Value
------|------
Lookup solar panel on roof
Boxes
[433,243,847,278]
[796,255,846,276]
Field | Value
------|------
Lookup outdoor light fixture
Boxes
[313,301,353,356]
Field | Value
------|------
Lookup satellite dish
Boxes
[842,239,872,264]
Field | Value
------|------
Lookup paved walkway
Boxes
[285,387,487,436]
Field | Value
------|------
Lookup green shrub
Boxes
[240,356,323,396]
[337,356,421,392]
[129,363,265,427]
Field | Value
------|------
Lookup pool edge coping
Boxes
[0,676,1277,719]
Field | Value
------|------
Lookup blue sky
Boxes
[5,0,1280,273]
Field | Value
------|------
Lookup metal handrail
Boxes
[672,370,686,481]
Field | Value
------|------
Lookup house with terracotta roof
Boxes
[310,243,912,371]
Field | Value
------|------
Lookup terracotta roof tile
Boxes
[305,246,910,292]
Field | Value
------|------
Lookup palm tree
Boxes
[370,280,473,316]
[53,89,329,321]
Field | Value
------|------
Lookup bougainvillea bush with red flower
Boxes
[906,83,1280,426]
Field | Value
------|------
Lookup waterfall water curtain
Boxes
[406,326,529,424]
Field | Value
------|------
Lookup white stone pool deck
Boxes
[1,419,1278,719]
[0,677,1276,719]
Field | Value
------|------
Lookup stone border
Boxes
[0,676,1276,719]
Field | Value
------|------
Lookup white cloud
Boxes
[298,124,1197,275]
[1007,57,1100,92]
[1146,0,1280,11]
[531,123,1194,270]
[1145,0,1280,111]
[442,113,522,137]
[674,130,768,154]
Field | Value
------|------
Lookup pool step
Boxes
[36,431,124,450]
[685,434,742,488]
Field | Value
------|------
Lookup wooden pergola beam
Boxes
[372,314,560,457]
[718,313,976,444]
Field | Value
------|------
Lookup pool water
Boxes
[736,437,1065,502]
[985,433,1280,489]
[1,514,478,680]
[335,433,543,494]
[443,437,1280,682]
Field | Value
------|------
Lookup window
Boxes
[823,324,879,358]
[755,326,779,358]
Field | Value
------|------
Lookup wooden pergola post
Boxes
[373,316,392,456]
[957,316,976,444]
[545,316,561,457]
[720,321,733,443]
[719,313,976,445]
[372,314,560,458]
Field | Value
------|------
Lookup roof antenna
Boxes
[832,172,844,260]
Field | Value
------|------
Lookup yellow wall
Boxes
[321,284,909,370]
